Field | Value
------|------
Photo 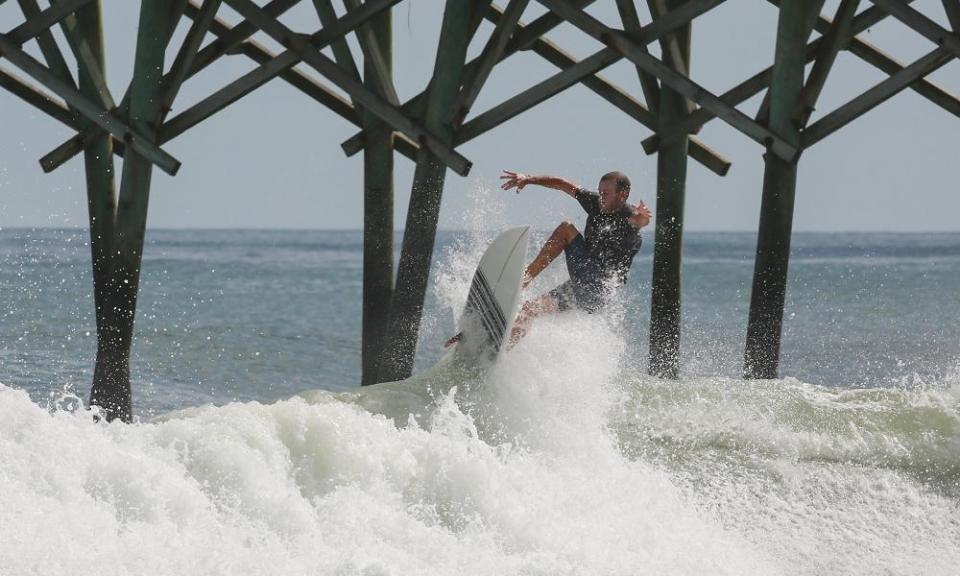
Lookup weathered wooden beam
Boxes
[378,0,481,382]
[944,0,960,31]
[162,0,401,142]
[38,0,297,173]
[359,4,393,386]
[341,0,598,157]
[0,33,181,175]
[488,3,730,176]
[643,0,948,154]
[809,0,960,120]
[0,67,75,126]
[539,0,798,161]
[753,0,826,125]
[450,0,530,126]
[457,48,622,143]
[796,0,860,126]
[615,0,660,115]
[74,0,119,423]
[6,0,92,44]
[646,0,696,115]
[13,0,77,92]
[743,0,819,380]
[223,0,471,175]
[342,0,398,106]
[89,0,172,422]
[158,0,222,117]
[802,47,953,149]
[312,0,363,110]
[648,0,691,380]
[51,0,116,111]
[868,0,960,60]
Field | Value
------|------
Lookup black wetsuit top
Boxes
[575,188,642,284]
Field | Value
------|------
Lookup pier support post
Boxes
[648,0,692,379]
[75,0,119,414]
[743,0,818,379]
[361,7,394,386]
[378,0,476,382]
[88,0,172,421]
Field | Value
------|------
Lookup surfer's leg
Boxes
[510,290,561,346]
[523,221,581,288]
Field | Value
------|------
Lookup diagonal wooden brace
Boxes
[0,33,179,174]
[222,0,471,175]
[642,0,960,154]
[488,3,730,175]
[869,0,960,60]
[802,47,954,149]
[340,0,598,158]
[538,0,798,161]
[5,0,92,45]
[38,0,299,173]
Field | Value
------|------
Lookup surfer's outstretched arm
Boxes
[500,171,580,197]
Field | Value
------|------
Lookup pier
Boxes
[1,0,958,421]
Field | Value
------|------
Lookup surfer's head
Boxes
[598,171,631,213]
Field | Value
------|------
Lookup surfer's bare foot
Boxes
[443,332,462,348]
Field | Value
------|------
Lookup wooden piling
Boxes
[647,0,691,380]
[743,0,818,379]
[360,6,394,386]
[88,0,172,421]
[377,0,476,383]
[73,0,119,419]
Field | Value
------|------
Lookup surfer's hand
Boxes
[501,170,531,193]
[629,201,652,229]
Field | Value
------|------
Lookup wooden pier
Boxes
[1,0,958,420]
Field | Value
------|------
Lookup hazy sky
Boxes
[1,0,958,232]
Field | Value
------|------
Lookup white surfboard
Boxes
[301,227,530,420]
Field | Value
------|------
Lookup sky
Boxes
[0,0,958,232]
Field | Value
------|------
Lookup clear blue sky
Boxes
[1,0,958,231]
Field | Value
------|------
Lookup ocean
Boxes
[1,226,959,575]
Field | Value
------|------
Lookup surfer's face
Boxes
[598,179,628,213]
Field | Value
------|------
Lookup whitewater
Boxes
[2,221,960,575]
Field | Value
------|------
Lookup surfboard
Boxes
[300,226,530,421]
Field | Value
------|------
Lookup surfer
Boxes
[500,170,651,343]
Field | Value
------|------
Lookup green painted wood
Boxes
[539,0,797,161]
[6,0,92,44]
[359,4,394,386]
[377,0,479,383]
[487,3,729,176]
[616,0,660,116]
[89,0,172,422]
[38,0,297,173]
[646,0,695,115]
[13,0,78,96]
[944,0,960,31]
[343,0,398,106]
[0,68,76,126]
[158,0,223,117]
[312,0,364,114]
[643,0,920,154]
[795,0,860,126]
[50,0,116,111]
[648,0,691,380]
[869,0,960,59]
[73,0,119,423]
[340,0,597,157]
[802,47,953,149]
[457,47,621,142]
[451,0,530,126]
[0,32,181,175]
[743,0,819,380]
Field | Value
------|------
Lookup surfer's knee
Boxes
[551,221,579,245]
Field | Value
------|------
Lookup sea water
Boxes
[1,225,959,575]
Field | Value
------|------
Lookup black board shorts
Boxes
[547,234,607,313]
